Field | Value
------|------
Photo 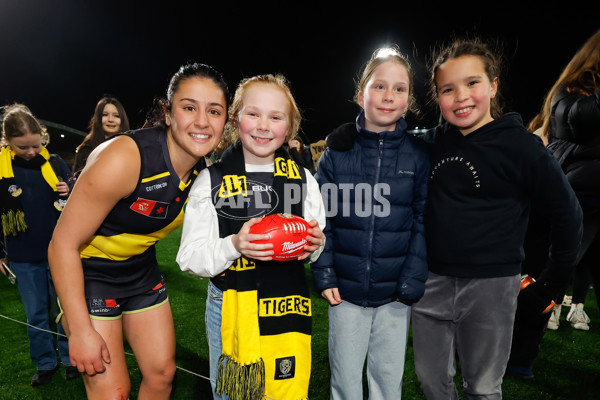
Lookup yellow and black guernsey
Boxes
[211,143,311,400]
[80,127,205,299]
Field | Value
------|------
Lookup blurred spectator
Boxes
[537,29,600,331]
[0,103,77,386]
[288,136,316,174]
[72,96,129,175]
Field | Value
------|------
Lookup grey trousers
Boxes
[411,272,520,400]
[328,300,411,400]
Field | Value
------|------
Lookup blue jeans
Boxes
[11,261,71,370]
[205,281,228,400]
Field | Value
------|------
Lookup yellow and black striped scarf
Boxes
[211,143,312,400]
[0,146,61,237]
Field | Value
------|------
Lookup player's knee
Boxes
[91,386,130,400]
[110,389,130,400]
[162,361,177,382]
[148,360,176,388]
[83,376,131,400]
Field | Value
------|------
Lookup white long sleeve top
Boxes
[176,163,326,278]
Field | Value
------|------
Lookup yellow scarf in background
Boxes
[0,146,59,236]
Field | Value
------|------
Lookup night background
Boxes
[1,1,599,161]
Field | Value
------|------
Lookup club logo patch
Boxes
[8,185,22,197]
[274,356,295,380]
[54,199,67,211]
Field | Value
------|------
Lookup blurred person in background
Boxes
[72,96,129,175]
[0,103,76,386]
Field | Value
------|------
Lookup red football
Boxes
[249,213,311,261]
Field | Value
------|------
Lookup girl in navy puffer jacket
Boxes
[311,45,429,400]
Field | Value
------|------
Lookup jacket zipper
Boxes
[364,137,384,304]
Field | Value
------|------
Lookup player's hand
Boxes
[232,218,274,261]
[68,328,111,376]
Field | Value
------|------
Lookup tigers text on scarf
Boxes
[0,146,61,236]
[211,143,312,400]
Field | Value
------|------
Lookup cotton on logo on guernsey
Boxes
[146,182,167,192]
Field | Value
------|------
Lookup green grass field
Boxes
[1,226,598,399]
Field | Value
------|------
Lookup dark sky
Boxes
[1,1,599,153]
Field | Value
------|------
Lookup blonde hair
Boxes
[217,74,301,153]
[535,29,600,139]
[1,103,50,146]
[355,45,419,115]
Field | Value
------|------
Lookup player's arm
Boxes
[48,136,140,375]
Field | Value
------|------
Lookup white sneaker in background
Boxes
[566,303,590,331]
[547,304,561,330]
[562,295,572,307]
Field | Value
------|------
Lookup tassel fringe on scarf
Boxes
[216,354,265,400]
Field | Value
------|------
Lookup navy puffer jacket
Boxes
[311,116,430,307]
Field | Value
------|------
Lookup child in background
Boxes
[411,37,582,399]
[176,74,325,400]
[312,46,429,400]
[0,103,76,386]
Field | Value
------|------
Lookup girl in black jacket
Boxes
[412,38,582,399]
